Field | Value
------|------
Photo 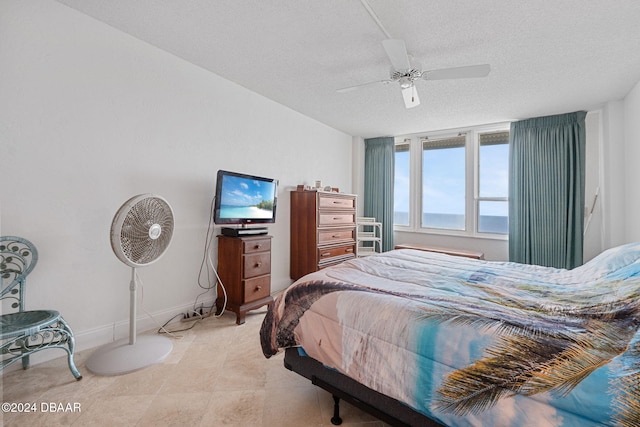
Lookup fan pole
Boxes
[86,264,173,376]
[129,267,137,345]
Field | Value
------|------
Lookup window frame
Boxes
[393,140,412,227]
[394,123,510,240]
[476,130,510,235]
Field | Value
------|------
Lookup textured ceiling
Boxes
[56,0,640,138]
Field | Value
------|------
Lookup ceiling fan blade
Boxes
[382,39,411,71]
[423,64,491,80]
[401,86,420,108]
[336,79,392,93]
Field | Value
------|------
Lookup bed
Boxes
[260,243,640,426]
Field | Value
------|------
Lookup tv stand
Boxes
[221,227,268,237]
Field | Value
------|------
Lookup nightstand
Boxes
[216,235,273,325]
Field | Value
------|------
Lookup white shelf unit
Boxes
[356,217,382,256]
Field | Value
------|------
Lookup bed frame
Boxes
[284,348,444,427]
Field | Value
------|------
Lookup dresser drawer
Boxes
[244,276,270,303]
[243,238,271,254]
[318,257,354,270]
[243,253,271,278]
[318,228,355,244]
[318,213,356,226]
[318,244,356,263]
[319,194,356,209]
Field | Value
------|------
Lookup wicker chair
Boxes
[1,236,81,380]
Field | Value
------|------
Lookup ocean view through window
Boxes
[394,126,509,237]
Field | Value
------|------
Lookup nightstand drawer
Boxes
[243,238,271,254]
[244,252,271,278]
[244,276,270,303]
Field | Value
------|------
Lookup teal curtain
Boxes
[364,137,394,252]
[508,111,586,269]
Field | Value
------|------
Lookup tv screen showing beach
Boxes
[218,175,276,219]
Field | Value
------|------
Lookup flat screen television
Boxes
[213,170,278,227]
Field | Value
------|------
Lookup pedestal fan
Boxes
[86,194,175,376]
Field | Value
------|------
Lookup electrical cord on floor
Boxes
[157,311,203,334]
[156,195,229,335]
[135,273,184,339]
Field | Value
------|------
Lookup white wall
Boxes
[624,80,640,241]
[0,0,352,355]
[601,100,627,248]
[600,79,640,248]
[583,110,604,261]
[352,136,366,216]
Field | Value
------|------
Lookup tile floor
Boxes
[1,309,388,426]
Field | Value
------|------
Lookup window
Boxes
[394,126,509,238]
[422,135,466,230]
[478,131,509,234]
[394,142,411,226]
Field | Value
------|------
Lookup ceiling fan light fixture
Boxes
[401,85,420,108]
[399,77,413,89]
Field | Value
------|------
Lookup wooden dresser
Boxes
[216,235,273,325]
[290,190,357,280]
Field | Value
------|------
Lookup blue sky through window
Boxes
[394,135,509,233]
[423,146,465,215]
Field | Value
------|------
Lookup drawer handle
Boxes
[345,248,353,253]
[255,262,262,267]
[333,217,341,220]
[332,234,340,238]
[256,285,262,291]
[321,252,331,257]
[255,244,262,249]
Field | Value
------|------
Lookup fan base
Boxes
[86,335,173,376]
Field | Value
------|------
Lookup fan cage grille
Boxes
[112,195,174,267]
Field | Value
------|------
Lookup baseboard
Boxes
[1,298,216,374]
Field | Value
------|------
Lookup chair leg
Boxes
[59,317,82,380]
[67,352,82,380]
[21,354,31,370]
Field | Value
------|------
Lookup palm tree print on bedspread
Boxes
[426,279,640,427]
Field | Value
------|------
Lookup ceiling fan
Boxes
[337,38,491,109]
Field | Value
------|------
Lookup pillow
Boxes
[576,241,640,279]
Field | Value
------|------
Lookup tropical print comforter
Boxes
[260,243,640,427]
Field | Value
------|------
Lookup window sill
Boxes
[394,226,508,241]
